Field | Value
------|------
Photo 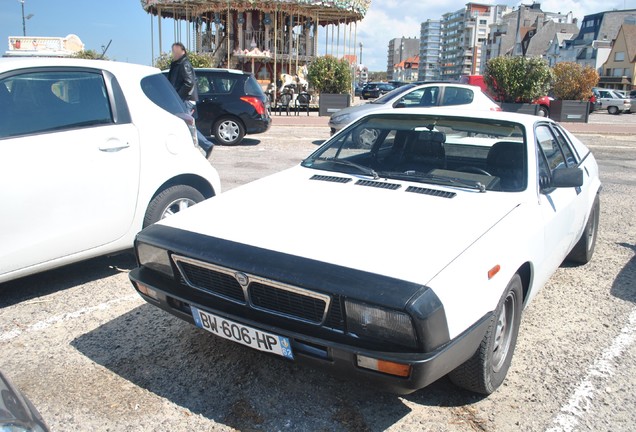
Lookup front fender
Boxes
[426,200,542,338]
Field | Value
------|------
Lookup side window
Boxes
[441,87,474,106]
[1,71,112,139]
[551,126,578,166]
[197,75,211,94]
[398,89,424,107]
[535,125,566,172]
[210,75,238,95]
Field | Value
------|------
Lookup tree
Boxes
[367,71,387,82]
[307,55,352,94]
[153,51,213,70]
[484,56,553,103]
[552,62,599,100]
[73,50,108,60]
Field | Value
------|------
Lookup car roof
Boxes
[0,57,160,77]
[194,68,247,75]
[353,106,548,126]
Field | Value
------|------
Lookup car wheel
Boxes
[537,106,549,117]
[608,106,619,115]
[213,117,245,146]
[449,274,523,395]
[143,185,205,228]
[567,194,600,265]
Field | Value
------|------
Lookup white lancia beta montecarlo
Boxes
[130,109,601,395]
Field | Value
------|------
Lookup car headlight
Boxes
[331,113,351,124]
[345,300,417,348]
[136,242,174,278]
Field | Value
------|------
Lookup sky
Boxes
[1,0,634,71]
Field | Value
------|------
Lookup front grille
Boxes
[324,296,345,331]
[355,179,401,190]
[177,261,246,303]
[249,282,327,324]
[405,186,456,198]
[173,255,331,325]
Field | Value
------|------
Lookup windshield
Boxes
[372,84,416,104]
[302,113,527,192]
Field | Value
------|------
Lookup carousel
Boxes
[141,0,370,91]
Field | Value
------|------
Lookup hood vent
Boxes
[310,174,352,184]
[355,179,401,190]
[405,186,456,199]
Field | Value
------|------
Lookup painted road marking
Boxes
[546,307,636,432]
[0,295,139,343]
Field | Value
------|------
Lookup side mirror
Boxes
[550,167,584,188]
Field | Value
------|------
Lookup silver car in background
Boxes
[328,83,501,135]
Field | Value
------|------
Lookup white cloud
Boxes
[351,0,632,72]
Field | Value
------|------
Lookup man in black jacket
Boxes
[167,42,213,157]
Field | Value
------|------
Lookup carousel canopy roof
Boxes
[141,0,370,24]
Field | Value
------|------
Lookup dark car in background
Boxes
[361,82,395,100]
[165,68,271,145]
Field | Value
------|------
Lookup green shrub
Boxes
[72,50,108,60]
[484,56,553,103]
[307,55,352,94]
[552,62,599,100]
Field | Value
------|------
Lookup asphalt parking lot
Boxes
[1,112,635,431]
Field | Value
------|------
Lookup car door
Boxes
[0,68,140,276]
[535,123,584,272]
[440,86,474,107]
[194,72,222,136]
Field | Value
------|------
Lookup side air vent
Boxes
[310,175,352,183]
[405,186,456,198]
[355,179,401,190]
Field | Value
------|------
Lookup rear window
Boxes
[244,75,265,97]
[0,70,112,138]
[141,74,186,115]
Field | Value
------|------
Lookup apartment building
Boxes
[439,2,509,81]
[418,19,441,81]
[387,37,420,80]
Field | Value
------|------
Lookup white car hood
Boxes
[159,166,521,286]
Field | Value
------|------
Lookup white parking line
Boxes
[546,307,636,432]
[0,294,139,343]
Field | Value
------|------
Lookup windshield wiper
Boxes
[309,157,379,179]
[378,171,487,192]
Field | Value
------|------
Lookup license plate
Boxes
[191,306,294,359]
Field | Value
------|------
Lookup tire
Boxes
[567,195,600,265]
[143,185,205,228]
[213,117,245,146]
[449,274,523,395]
[537,105,549,117]
[608,106,619,115]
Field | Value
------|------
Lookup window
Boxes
[536,125,566,172]
[551,126,578,166]
[441,87,474,106]
[141,73,186,115]
[615,51,625,62]
[479,19,488,25]
[1,70,112,139]
[244,75,265,97]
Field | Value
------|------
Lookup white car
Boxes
[328,83,501,135]
[129,109,600,395]
[0,58,221,283]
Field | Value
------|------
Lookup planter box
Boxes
[500,103,540,116]
[549,100,590,123]
[318,93,351,117]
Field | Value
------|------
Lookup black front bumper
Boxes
[129,266,490,394]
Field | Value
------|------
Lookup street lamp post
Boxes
[20,0,26,36]
[359,42,363,65]
[19,0,33,36]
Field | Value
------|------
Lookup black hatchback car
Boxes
[361,82,395,100]
[174,68,271,145]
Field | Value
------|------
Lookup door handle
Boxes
[99,138,130,152]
